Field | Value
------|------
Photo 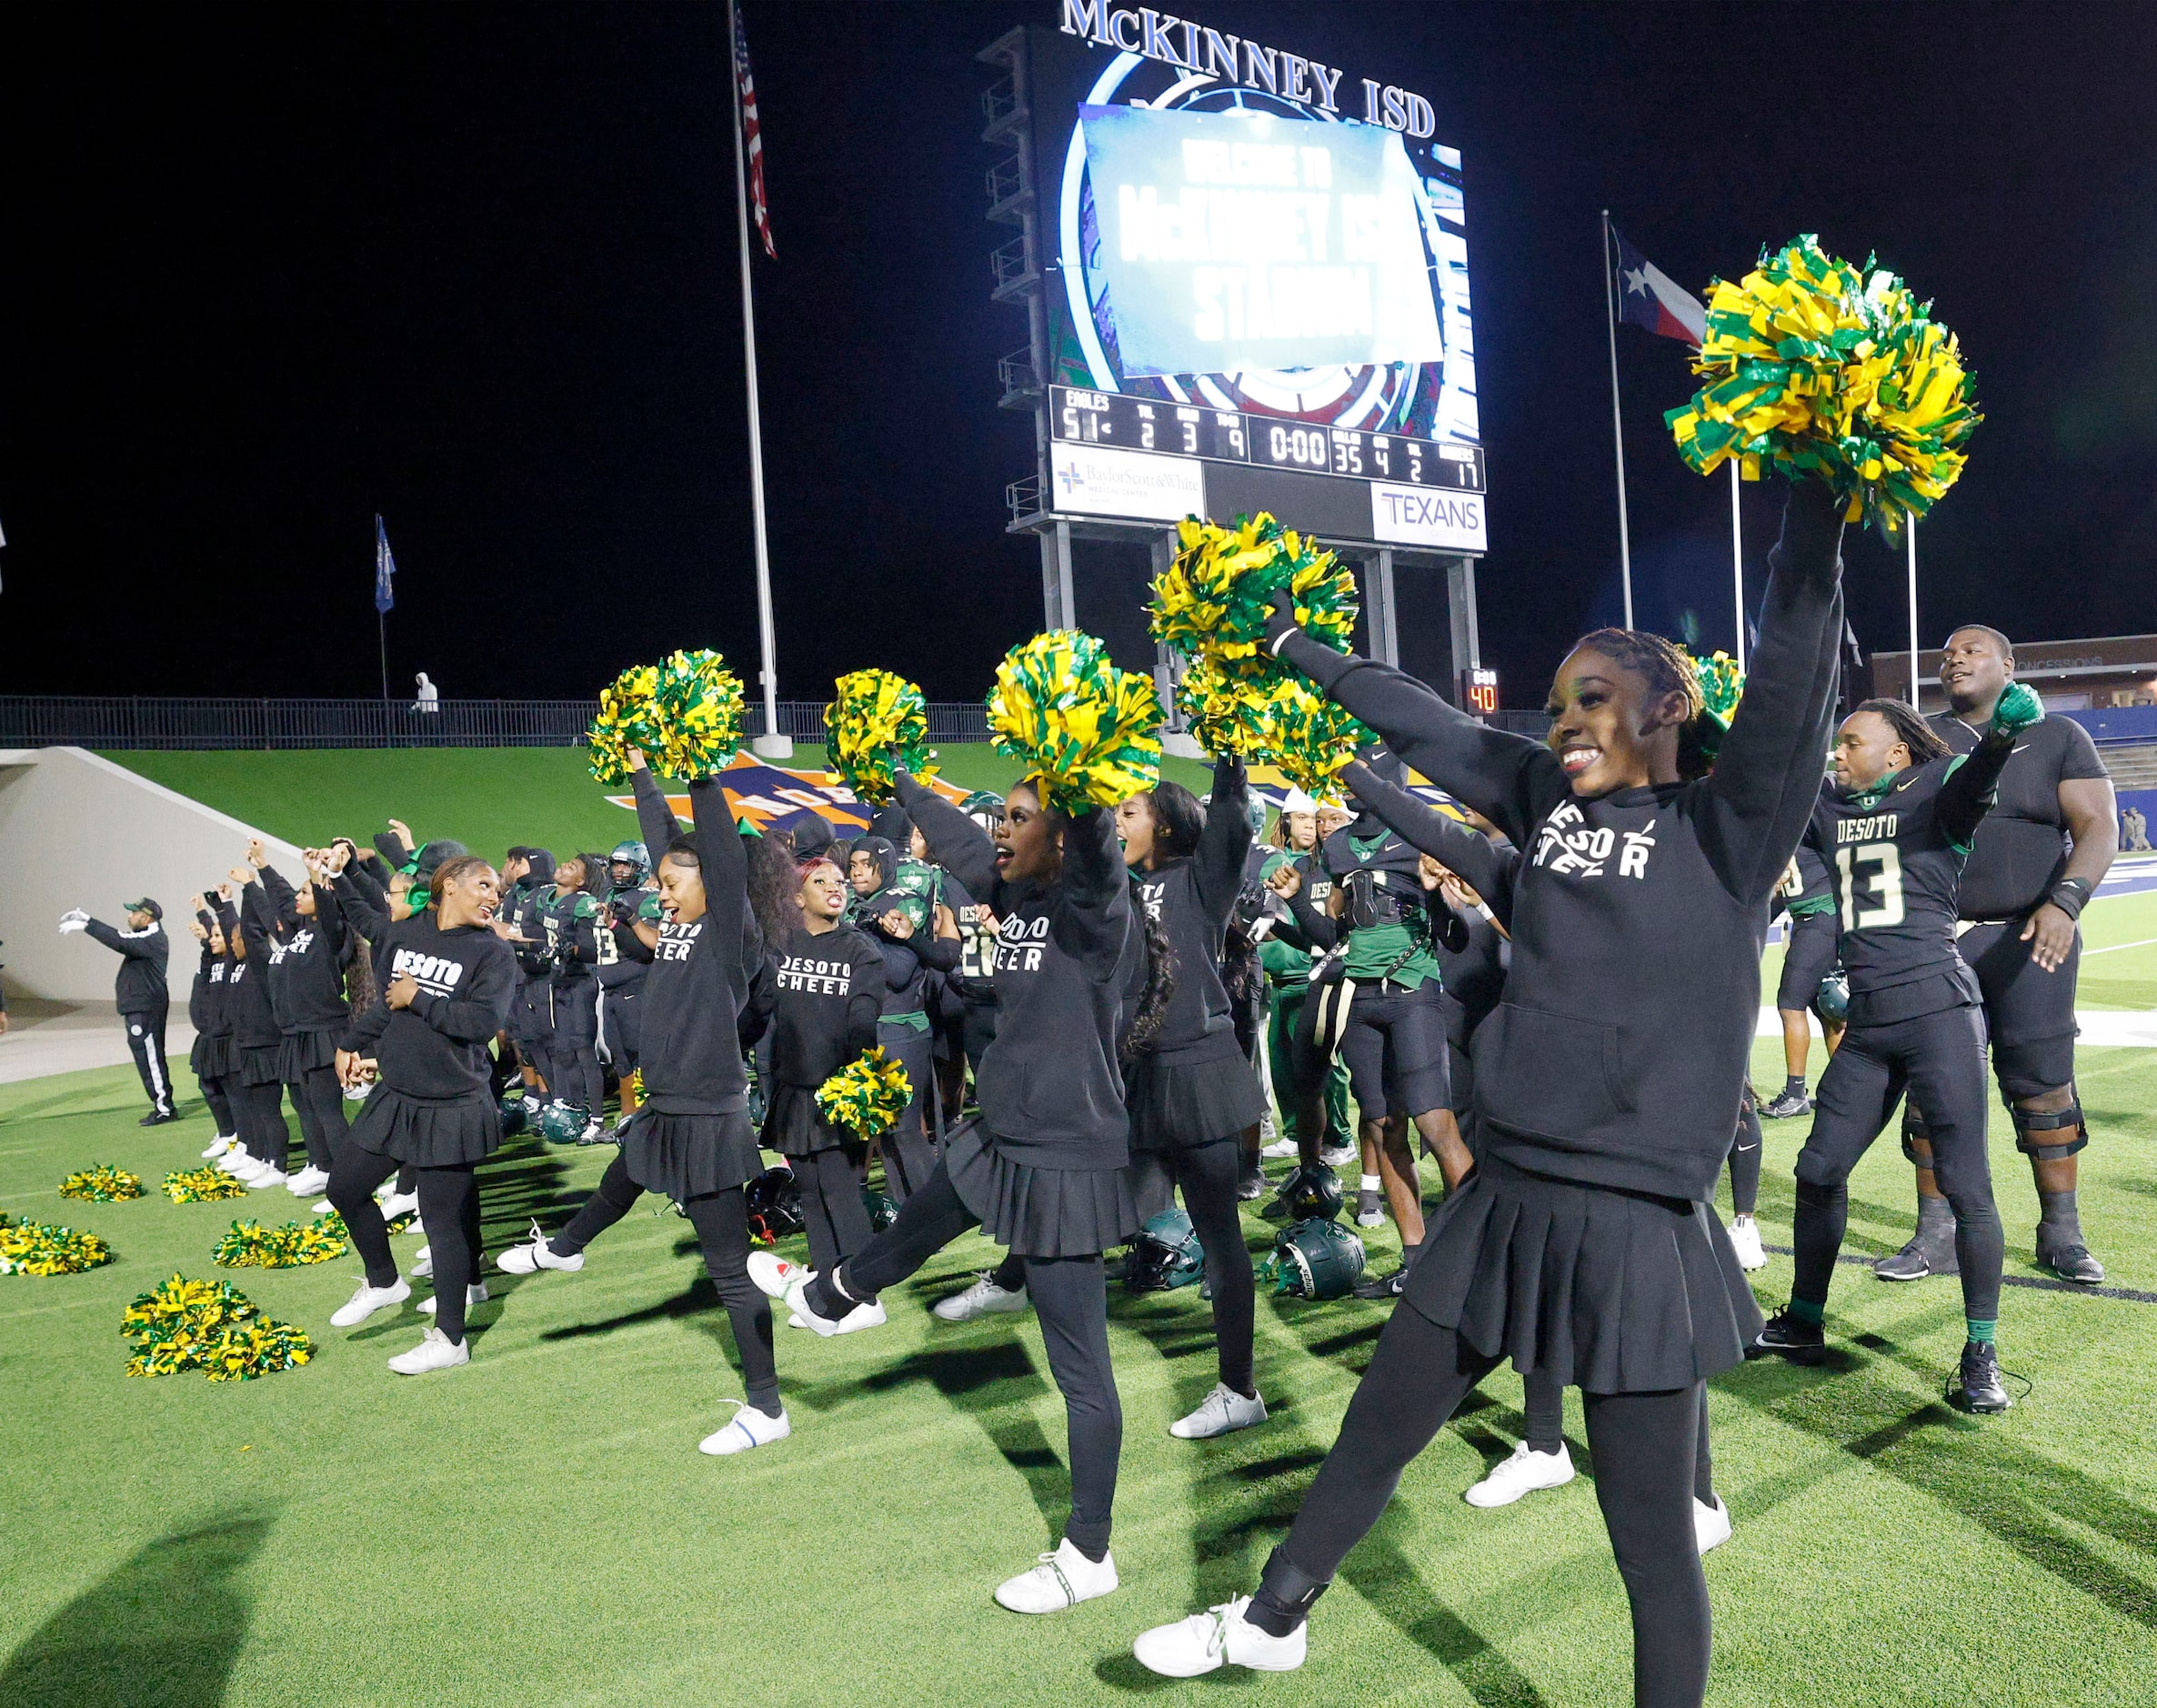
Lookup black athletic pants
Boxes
[200,1073,236,1138]
[1520,1368,1715,1506]
[231,1077,291,1171]
[1149,1138,1256,1397]
[326,1147,485,1343]
[810,1160,1121,1561]
[124,1010,174,1116]
[547,980,605,1115]
[875,1024,938,1202]
[796,1146,874,1278]
[1794,1004,2001,1323]
[1259,1305,1711,1708]
[1727,1099,1761,1219]
[547,1152,778,1412]
[286,1063,349,1171]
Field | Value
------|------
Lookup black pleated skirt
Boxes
[621,1107,762,1202]
[1403,1152,1763,1394]
[236,1042,285,1089]
[277,1026,339,1081]
[1124,1049,1269,1152]
[190,1031,233,1080]
[760,1081,856,1159]
[943,1119,1140,1259]
[347,1084,502,1169]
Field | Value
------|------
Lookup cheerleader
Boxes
[744,849,887,1302]
[846,834,960,1200]
[217,855,297,1188]
[1131,483,1845,1701]
[1117,759,1272,1440]
[1256,796,1354,1167]
[748,767,1153,1610]
[326,855,514,1372]
[256,853,353,1199]
[185,898,239,1156]
[496,751,783,1451]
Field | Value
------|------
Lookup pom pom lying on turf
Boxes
[212,1213,351,1269]
[588,648,747,784]
[120,1274,313,1380]
[164,1167,252,1203]
[986,630,1161,814]
[825,668,938,805]
[1665,236,1981,533]
[815,1047,913,1140]
[59,1163,144,1202]
[1,1220,115,1275]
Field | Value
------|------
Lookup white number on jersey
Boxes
[1836,841,1906,931]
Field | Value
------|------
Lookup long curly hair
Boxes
[1120,874,1179,1062]
[745,829,806,947]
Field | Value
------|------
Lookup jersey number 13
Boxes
[1836,842,1905,931]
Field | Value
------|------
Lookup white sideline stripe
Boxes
[1757,1007,2157,1048]
[2084,937,2157,956]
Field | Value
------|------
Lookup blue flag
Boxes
[374,514,396,614]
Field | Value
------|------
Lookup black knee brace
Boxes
[1899,1100,1931,1166]
[2011,1101,2087,1161]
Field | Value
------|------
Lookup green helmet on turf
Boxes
[537,1102,587,1144]
[746,1167,805,1245]
[862,1187,898,1233]
[1266,1218,1367,1300]
[1125,1207,1205,1292]
[497,1093,527,1138]
[1279,1162,1344,1223]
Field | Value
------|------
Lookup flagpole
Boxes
[1600,211,1634,629]
[1906,510,1921,708]
[1729,459,1746,674]
[378,611,388,704]
[729,0,788,759]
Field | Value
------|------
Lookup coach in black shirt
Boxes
[62,897,177,1124]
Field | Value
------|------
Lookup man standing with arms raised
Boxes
[1881,626,2118,1284]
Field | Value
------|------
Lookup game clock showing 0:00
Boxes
[1052,386,1487,493]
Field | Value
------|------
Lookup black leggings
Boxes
[1155,1139,1256,1397]
[1259,1305,1711,1707]
[199,1072,236,1137]
[876,1026,938,1202]
[812,1160,1122,1561]
[1520,1368,1715,1505]
[547,980,604,1114]
[326,1147,484,1343]
[1794,1005,2001,1322]
[286,1063,349,1171]
[548,1153,777,1412]
[231,1078,291,1172]
[795,1146,874,1278]
[1727,1098,1761,1219]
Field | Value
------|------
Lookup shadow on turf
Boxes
[0,1507,272,1707]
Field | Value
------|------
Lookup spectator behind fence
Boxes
[413,671,439,714]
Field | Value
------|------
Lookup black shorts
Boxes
[1337,978,1450,1120]
[1958,919,2081,1095]
[598,980,643,1066]
[1778,910,1840,1014]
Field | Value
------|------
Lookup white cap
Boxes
[1277,787,1320,815]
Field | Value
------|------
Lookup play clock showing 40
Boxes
[1051,385,1486,492]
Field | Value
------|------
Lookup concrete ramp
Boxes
[0,748,302,1008]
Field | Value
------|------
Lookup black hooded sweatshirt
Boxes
[217,897,282,1052]
[188,911,232,1043]
[85,918,169,1015]
[893,770,1139,1168]
[750,920,887,1089]
[1275,480,1846,1202]
[851,835,960,1021]
[1130,754,1252,1066]
[629,767,751,1116]
[338,909,516,1099]
[253,865,351,1034]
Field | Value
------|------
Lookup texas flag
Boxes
[1611,226,1706,346]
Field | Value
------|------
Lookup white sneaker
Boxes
[202,1135,236,1159]
[933,1271,1031,1322]
[1259,1136,1299,1160]
[699,1402,792,1456]
[994,1538,1119,1613]
[377,1189,421,1221]
[1464,1441,1575,1508]
[1170,1382,1269,1441]
[246,1164,289,1190]
[418,1282,488,1315]
[787,1312,806,1330]
[386,1326,469,1374]
[497,1221,585,1275]
[286,1166,330,1196]
[410,1243,433,1279]
[330,1276,412,1327]
[1133,1595,1307,1676]
[1694,1494,1732,1555]
[834,1300,888,1334]
[1728,1215,1768,1272]
[1318,1142,1356,1170]
[1355,1206,1384,1230]
[745,1251,848,1337]
[312,1200,334,1215]
[216,1148,255,1176]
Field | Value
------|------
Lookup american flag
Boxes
[734,5,775,258]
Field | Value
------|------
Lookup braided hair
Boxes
[1852,698,1951,765]
[1570,628,1725,779]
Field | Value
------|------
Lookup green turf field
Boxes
[101,746,1219,866]
[4,899,2154,1706]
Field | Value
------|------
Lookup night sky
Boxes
[5,3,2155,709]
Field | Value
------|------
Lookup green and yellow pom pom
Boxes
[59,1163,143,1202]
[120,1273,312,1380]
[986,630,1161,814]
[1265,679,1377,798]
[588,648,747,784]
[164,1166,252,1203]
[825,668,938,805]
[1151,512,1359,664]
[1666,236,1981,533]
[212,1212,351,1269]
[815,1047,913,1140]
[1687,649,1745,726]
[0,1220,114,1275]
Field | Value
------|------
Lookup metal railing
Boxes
[0,697,993,751]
